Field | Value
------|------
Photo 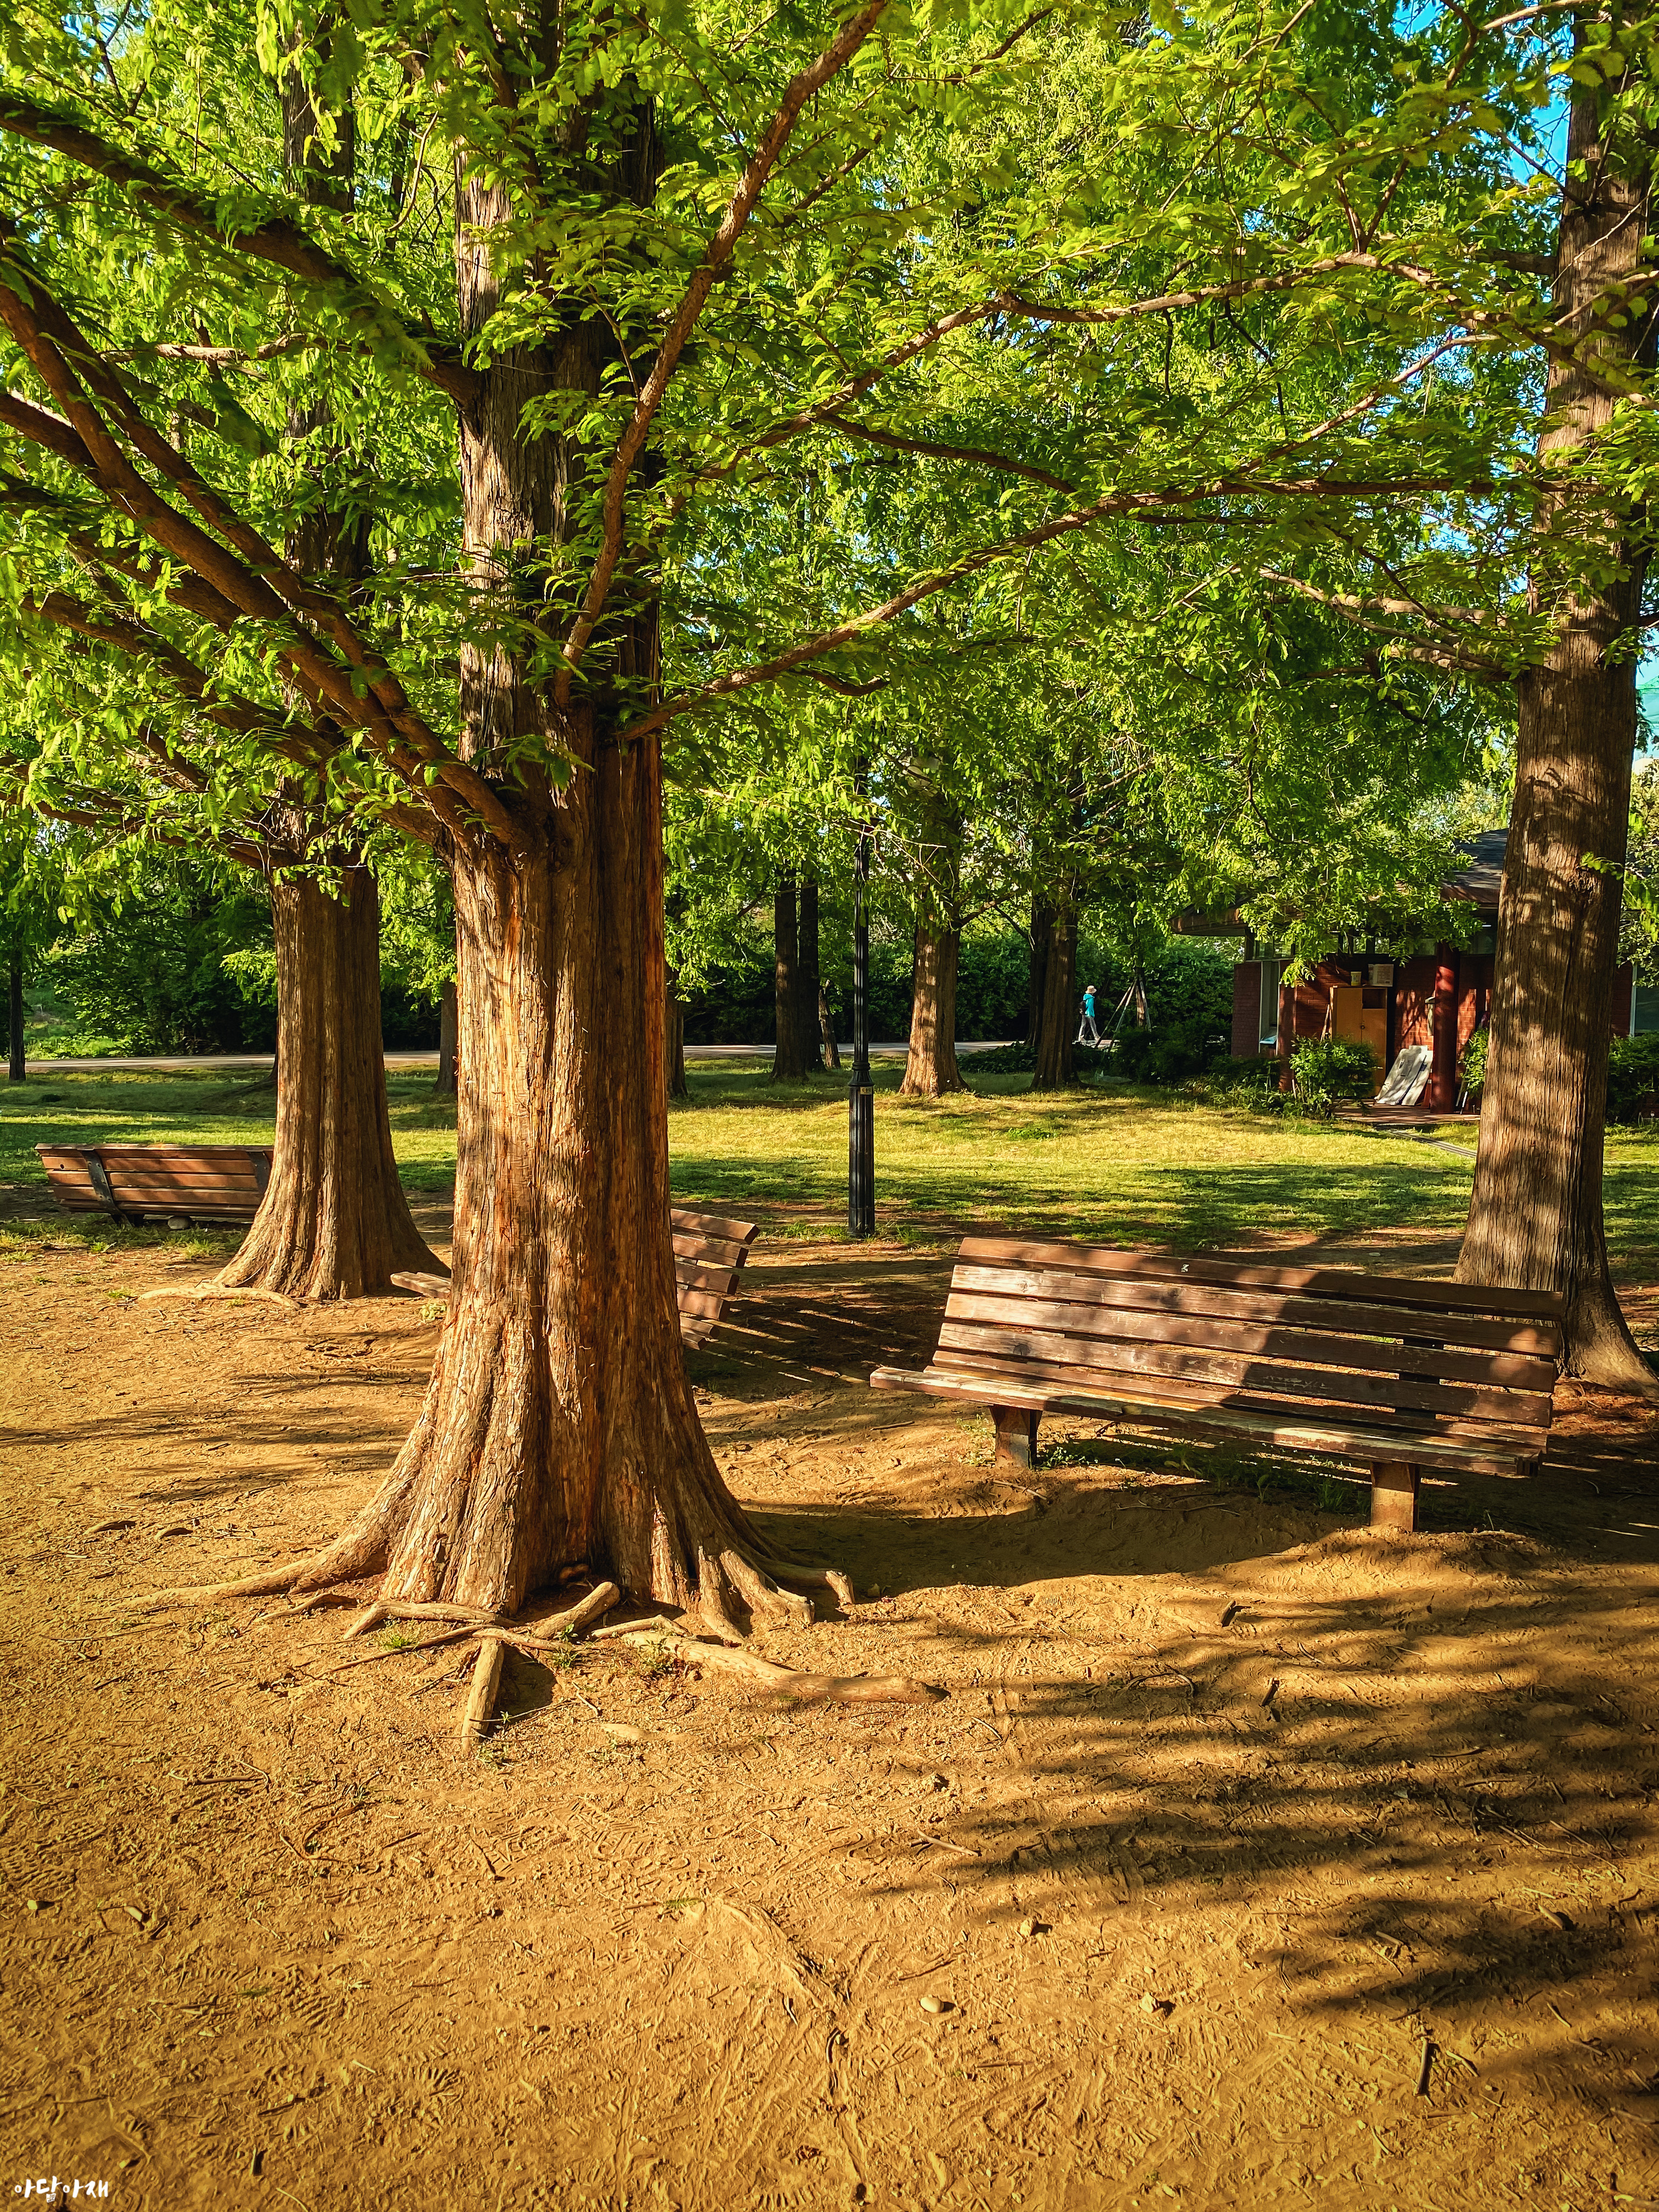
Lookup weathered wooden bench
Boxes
[392,1207,760,1347]
[871,1235,1561,1531]
[672,1208,761,1347]
[37,1142,273,1227]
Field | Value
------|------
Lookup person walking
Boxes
[1077,981,1100,1046]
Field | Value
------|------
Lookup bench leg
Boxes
[993,1408,1039,1469]
[1370,1462,1420,1532]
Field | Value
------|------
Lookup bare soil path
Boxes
[3,1229,1658,2210]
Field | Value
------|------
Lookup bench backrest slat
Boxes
[671,1208,759,1343]
[936,1239,1558,1454]
[959,1235,1567,1327]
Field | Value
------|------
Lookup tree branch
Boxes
[822,411,1076,493]
[0,92,478,405]
[630,473,1504,741]
[559,0,891,691]
[0,245,516,847]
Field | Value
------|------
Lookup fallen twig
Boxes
[341,1600,500,1639]
[139,1283,298,1308]
[319,1626,480,1675]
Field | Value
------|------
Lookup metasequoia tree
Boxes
[3,697,442,1296]
[5,0,1646,1628]
[1454,11,1659,1391]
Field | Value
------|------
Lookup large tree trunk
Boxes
[279,130,831,1629]
[771,880,809,1079]
[433,978,458,1097]
[1455,45,1658,1395]
[1031,904,1078,1090]
[796,878,823,1072]
[296,734,820,1628]
[219,868,442,1300]
[5,948,21,1081]
[900,921,966,1096]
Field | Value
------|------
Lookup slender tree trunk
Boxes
[433,978,458,1097]
[1028,893,1054,1051]
[900,921,966,1096]
[666,969,689,1101]
[796,878,823,1071]
[286,130,828,1630]
[819,984,841,1070]
[772,880,808,1079]
[1031,905,1078,1090]
[1455,46,1658,1394]
[6,948,22,1081]
[219,868,442,1300]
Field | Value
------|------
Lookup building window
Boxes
[1635,985,1659,1037]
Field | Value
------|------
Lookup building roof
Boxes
[1446,828,1507,918]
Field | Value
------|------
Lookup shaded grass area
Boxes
[2,1058,1655,1288]
[671,1058,1659,1278]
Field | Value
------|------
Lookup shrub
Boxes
[1607,1032,1659,1122]
[1289,1037,1377,1118]
[1459,1026,1488,1098]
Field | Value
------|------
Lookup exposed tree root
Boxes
[138,1284,299,1308]
[606,1624,945,1706]
[458,1639,506,1753]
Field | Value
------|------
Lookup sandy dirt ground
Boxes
[3,1215,1659,2211]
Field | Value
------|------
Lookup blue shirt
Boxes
[1084,990,1096,1017]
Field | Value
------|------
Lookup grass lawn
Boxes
[3,1055,1655,1282]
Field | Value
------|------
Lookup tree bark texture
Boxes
[900,921,966,1096]
[6,947,21,1081]
[434,978,458,1097]
[1456,47,1658,1392]
[772,881,809,1079]
[1031,905,1079,1090]
[219,869,442,1300]
[287,128,819,1629]
[795,878,824,1072]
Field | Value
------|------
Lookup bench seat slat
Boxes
[933,1321,1554,1431]
[927,1345,1548,1454]
[947,1263,1563,1361]
[941,1287,1559,1392]
[957,1237,1567,1325]
[873,1363,1543,1479]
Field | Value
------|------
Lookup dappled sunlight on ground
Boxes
[2,1219,1658,2207]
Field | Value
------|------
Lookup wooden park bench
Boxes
[36,1142,273,1228]
[392,1206,760,1348]
[870,1235,1561,1531]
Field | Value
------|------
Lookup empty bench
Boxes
[37,1142,273,1227]
[392,1206,760,1348]
[871,1235,1561,1531]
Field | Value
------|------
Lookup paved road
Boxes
[23,1042,1014,1074]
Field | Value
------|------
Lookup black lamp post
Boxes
[848,764,874,1237]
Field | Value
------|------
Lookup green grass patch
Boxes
[3,1056,1654,1285]
[667,1057,1659,1279]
